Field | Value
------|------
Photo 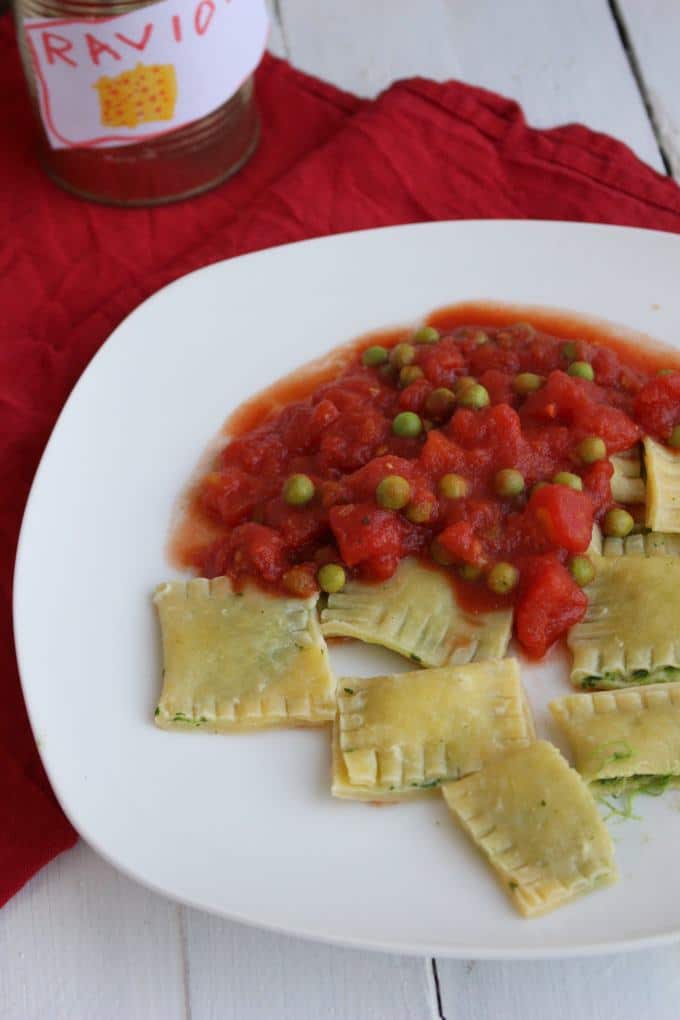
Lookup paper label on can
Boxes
[24,0,269,150]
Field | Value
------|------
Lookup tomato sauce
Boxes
[172,303,680,659]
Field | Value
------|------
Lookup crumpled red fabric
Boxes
[3,11,680,906]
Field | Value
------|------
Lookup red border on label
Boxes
[24,16,270,150]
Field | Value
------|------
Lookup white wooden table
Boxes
[4,3,680,1018]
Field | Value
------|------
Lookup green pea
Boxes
[283,473,315,506]
[487,562,519,594]
[454,376,477,397]
[413,325,440,345]
[399,365,425,388]
[577,436,607,463]
[392,411,423,438]
[513,372,542,395]
[458,563,482,581]
[375,475,412,510]
[553,471,583,491]
[658,368,675,376]
[471,329,489,346]
[669,425,680,448]
[389,342,416,369]
[567,361,595,381]
[603,507,635,538]
[424,387,456,420]
[494,468,525,497]
[458,383,490,409]
[439,473,469,499]
[430,538,454,566]
[317,563,346,594]
[561,341,578,361]
[569,556,595,588]
[362,345,389,367]
[405,500,434,524]
[282,566,316,597]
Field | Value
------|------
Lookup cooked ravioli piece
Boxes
[568,556,680,689]
[587,524,603,557]
[321,557,512,667]
[610,447,645,505]
[441,741,617,918]
[602,531,680,558]
[332,658,534,800]
[644,436,680,533]
[154,577,335,730]
[550,683,680,790]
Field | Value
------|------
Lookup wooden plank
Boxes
[183,910,438,1020]
[617,0,680,178]
[436,946,680,1020]
[0,844,186,1020]
[279,0,663,170]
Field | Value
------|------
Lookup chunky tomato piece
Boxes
[581,459,614,516]
[398,378,431,412]
[329,503,404,567]
[437,521,486,566]
[417,338,465,387]
[634,372,680,441]
[449,404,524,466]
[224,523,287,583]
[521,370,639,451]
[221,432,289,476]
[359,553,401,581]
[467,342,520,376]
[420,429,466,477]
[529,484,593,553]
[344,455,434,507]
[515,555,587,658]
[313,374,386,412]
[318,410,390,471]
[263,498,328,550]
[478,369,515,407]
[200,469,261,527]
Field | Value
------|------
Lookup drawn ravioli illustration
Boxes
[94,63,178,129]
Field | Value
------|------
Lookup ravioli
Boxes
[610,447,645,505]
[154,577,335,730]
[441,741,617,918]
[321,557,512,667]
[644,436,680,533]
[550,683,680,792]
[332,658,534,800]
[568,556,680,689]
[602,531,680,558]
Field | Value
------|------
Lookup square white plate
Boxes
[13,220,680,957]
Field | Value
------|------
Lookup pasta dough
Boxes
[154,577,335,730]
[321,557,512,667]
[441,741,617,918]
[550,683,680,790]
[610,447,646,505]
[602,531,680,558]
[644,436,680,533]
[568,556,680,689]
[332,658,534,800]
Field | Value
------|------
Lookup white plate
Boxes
[14,221,680,959]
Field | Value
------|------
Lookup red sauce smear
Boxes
[171,302,680,659]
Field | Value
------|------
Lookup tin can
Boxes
[13,0,267,205]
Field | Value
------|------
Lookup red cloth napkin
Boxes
[3,13,680,907]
